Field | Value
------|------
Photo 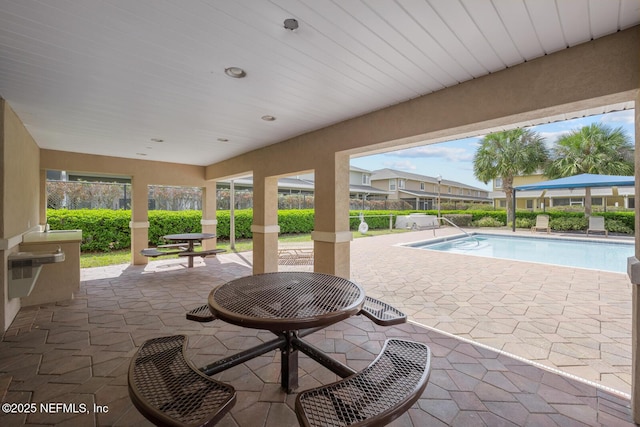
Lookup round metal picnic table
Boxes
[206,271,366,392]
[208,271,365,332]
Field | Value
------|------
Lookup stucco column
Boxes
[311,153,352,278]
[631,98,640,422]
[201,180,218,250]
[39,169,47,227]
[130,178,149,265]
[251,174,279,274]
[629,96,640,423]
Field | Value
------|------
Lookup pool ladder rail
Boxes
[437,216,482,247]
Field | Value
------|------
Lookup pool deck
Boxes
[172,227,635,396]
[0,226,635,425]
[287,226,633,396]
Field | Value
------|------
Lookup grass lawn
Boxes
[80,228,411,268]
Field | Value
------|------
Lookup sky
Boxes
[349,109,636,191]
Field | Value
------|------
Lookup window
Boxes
[629,197,635,209]
[420,182,425,191]
[499,200,506,208]
[398,179,405,189]
[526,200,533,209]
[389,179,396,191]
[362,174,370,186]
[448,186,451,194]
[495,178,503,189]
[554,197,583,207]
[591,197,603,206]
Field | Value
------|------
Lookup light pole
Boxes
[436,175,442,218]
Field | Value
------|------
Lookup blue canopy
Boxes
[514,173,635,191]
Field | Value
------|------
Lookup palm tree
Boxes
[545,123,633,216]
[474,129,549,224]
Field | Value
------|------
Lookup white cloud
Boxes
[382,159,417,170]
[601,110,634,125]
[538,129,572,144]
[387,145,474,162]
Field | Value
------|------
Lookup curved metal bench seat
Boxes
[128,335,236,427]
[186,305,217,322]
[295,339,431,427]
[360,296,407,326]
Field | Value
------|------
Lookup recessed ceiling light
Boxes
[284,18,299,31]
[217,138,229,142]
[224,67,247,78]
[150,138,164,142]
[261,115,276,121]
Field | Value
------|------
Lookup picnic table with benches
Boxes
[128,272,431,426]
[140,232,225,268]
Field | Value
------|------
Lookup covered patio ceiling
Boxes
[1,0,638,166]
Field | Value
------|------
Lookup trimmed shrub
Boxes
[472,216,504,227]
[549,216,588,231]
[47,209,131,252]
[605,219,633,234]
[514,217,536,229]
[47,207,635,252]
[442,214,473,227]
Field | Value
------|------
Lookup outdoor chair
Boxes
[531,214,550,233]
[587,216,608,237]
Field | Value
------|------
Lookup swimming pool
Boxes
[405,233,634,273]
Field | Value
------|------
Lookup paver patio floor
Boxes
[0,227,635,426]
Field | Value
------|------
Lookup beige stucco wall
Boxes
[41,149,206,187]
[1,99,41,331]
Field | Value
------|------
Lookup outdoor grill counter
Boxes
[17,230,82,306]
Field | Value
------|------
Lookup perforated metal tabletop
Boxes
[208,272,365,332]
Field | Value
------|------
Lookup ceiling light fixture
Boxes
[261,115,276,121]
[136,152,148,156]
[217,138,229,142]
[150,138,164,142]
[284,18,299,31]
[224,67,247,78]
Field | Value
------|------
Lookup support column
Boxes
[39,169,47,228]
[130,178,149,265]
[251,174,279,274]
[629,96,640,423]
[201,180,218,250]
[311,153,352,278]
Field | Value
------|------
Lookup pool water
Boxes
[407,233,634,273]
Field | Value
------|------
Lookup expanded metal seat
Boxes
[360,296,407,326]
[128,335,236,427]
[295,339,431,427]
[186,304,217,322]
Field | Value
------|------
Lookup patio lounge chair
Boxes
[587,216,608,237]
[531,214,550,233]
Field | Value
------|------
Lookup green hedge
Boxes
[47,208,636,252]
[47,209,131,252]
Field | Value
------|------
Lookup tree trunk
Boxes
[503,176,514,224]
[585,187,592,217]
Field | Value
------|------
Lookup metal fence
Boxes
[47,180,417,211]
[47,181,132,209]
[47,181,204,211]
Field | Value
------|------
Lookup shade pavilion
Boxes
[512,174,636,231]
